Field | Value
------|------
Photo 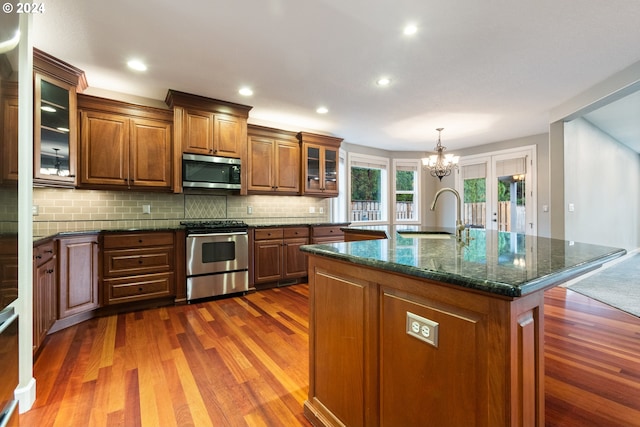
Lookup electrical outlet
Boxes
[319,207,324,214]
[142,204,151,214]
[406,311,439,348]
[309,206,315,213]
[247,206,253,214]
[32,205,39,216]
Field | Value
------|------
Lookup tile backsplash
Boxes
[32,188,331,236]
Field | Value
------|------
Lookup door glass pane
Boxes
[463,177,486,228]
[307,146,320,190]
[496,174,526,233]
[324,148,337,191]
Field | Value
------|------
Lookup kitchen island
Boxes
[300,228,625,427]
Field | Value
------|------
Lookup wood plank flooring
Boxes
[20,285,640,427]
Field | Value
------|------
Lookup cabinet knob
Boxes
[138,239,143,243]
[138,287,143,292]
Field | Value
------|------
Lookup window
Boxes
[393,159,420,223]
[348,154,388,223]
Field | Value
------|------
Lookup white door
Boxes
[457,147,537,235]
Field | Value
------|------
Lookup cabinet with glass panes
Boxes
[33,48,86,187]
[297,132,343,197]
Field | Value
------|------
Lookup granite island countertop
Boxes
[301,227,626,297]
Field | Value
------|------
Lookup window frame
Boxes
[347,153,389,224]
[392,158,421,225]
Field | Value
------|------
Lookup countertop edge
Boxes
[301,244,627,298]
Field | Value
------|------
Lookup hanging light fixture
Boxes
[422,128,459,181]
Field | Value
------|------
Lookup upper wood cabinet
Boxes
[298,132,343,197]
[33,48,87,187]
[78,95,173,191]
[1,81,18,183]
[165,90,252,193]
[165,90,252,158]
[247,125,300,194]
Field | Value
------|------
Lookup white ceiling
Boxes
[32,0,640,152]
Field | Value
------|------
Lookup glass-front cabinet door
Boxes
[298,132,343,197]
[33,48,86,187]
[34,73,77,185]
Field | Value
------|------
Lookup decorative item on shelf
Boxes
[422,128,459,181]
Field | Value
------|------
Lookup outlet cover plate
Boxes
[406,311,439,348]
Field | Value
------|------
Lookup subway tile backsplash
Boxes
[32,188,331,237]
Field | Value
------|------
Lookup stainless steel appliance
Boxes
[182,220,249,301]
[0,307,18,427]
[182,154,241,190]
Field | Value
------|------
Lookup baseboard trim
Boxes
[15,376,36,413]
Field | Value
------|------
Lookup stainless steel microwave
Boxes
[182,153,241,190]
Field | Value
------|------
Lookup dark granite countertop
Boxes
[301,227,626,297]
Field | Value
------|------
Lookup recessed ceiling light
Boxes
[376,77,391,87]
[316,106,329,114]
[238,87,254,96]
[127,59,147,72]
[403,24,418,36]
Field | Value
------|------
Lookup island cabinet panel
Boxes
[311,269,372,427]
[304,255,545,427]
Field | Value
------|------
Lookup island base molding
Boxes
[304,255,545,427]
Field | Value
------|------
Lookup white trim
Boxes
[347,153,390,224]
[15,377,36,414]
[456,145,538,235]
[392,158,421,225]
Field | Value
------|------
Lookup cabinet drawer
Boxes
[311,226,344,238]
[283,227,309,239]
[254,228,284,240]
[34,239,55,266]
[103,232,174,249]
[105,272,173,304]
[103,247,174,277]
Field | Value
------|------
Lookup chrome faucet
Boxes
[430,187,466,241]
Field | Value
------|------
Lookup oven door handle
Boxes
[187,231,247,238]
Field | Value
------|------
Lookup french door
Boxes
[456,146,537,235]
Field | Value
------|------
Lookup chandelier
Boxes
[422,128,459,181]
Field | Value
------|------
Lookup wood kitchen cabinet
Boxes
[102,231,175,305]
[33,238,57,354]
[298,132,343,197]
[310,224,345,244]
[1,81,18,183]
[33,48,87,187]
[57,234,99,322]
[247,125,300,194]
[78,95,173,191]
[252,227,309,287]
[165,90,252,193]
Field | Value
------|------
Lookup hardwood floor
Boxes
[20,285,640,427]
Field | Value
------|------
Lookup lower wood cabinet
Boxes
[310,225,345,243]
[102,231,175,305]
[57,234,99,320]
[33,238,57,354]
[253,227,309,286]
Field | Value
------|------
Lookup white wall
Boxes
[564,118,640,249]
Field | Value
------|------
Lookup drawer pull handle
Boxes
[138,259,143,264]
[138,287,143,292]
[138,239,143,243]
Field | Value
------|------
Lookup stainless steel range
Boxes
[181,220,249,301]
